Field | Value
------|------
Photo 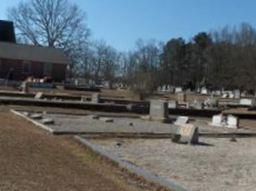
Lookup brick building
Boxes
[0,20,69,82]
[0,42,69,82]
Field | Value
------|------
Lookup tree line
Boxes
[8,0,256,93]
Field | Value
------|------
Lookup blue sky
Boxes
[1,0,256,51]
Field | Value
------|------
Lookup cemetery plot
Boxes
[13,111,176,135]
[88,137,256,191]
[12,110,256,137]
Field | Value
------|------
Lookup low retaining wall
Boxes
[74,136,190,191]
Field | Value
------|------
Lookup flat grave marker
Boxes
[174,116,189,126]
[34,92,43,99]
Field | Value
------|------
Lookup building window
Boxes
[23,61,31,74]
[44,63,52,76]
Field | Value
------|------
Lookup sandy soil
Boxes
[90,137,256,191]
[0,109,158,191]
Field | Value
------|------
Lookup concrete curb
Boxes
[10,109,54,134]
[74,136,190,191]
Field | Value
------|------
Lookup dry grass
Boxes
[0,109,163,191]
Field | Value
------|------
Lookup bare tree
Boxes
[8,0,90,77]
[8,0,89,48]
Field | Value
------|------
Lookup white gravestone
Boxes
[168,101,177,109]
[211,114,224,127]
[240,98,254,106]
[34,92,43,99]
[234,90,241,99]
[91,93,100,103]
[174,116,189,126]
[42,118,55,125]
[150,100,169,122]
[201,87,208,95]
[226,115,239,129]
[175,87,183,93]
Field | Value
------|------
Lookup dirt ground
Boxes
[90,137,256,191]
[0,108,162,191]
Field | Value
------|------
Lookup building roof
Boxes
[0,42,69,65]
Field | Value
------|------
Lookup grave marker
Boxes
[81,96,88,102]
[91,93,100,103]
[168,100,177,109]
[174,116,189,126]
[42,118,55,125]
[190,100,203,109]
[201,87,208,95]
[173,124,199,144]
[211,114,224,127]
[34,92,43,99]
[100,117,114,123]
[21,81,28,93]
[226,115,239,129]
[177,92,186,103]
[175,87,183,93]
[234,90,241,99]
[149,100,169,122]
[239,98,254,106]
[30,113,43,120]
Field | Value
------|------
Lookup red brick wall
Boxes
[52,63,66,82]
[0,58,66,82]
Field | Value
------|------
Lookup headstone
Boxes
[174,116,189,126]
[30,113,43,120]
[75,79,79,86]
[34,92,43,99]
[215,90,221,96]
[21,81,28,93]
[234,90,241,99]
[149,100,169,122]
[42,118,55,125]
[100,117,114,123]
[177,92,186,103]
[204,97,218,108]
[226,115,239,129]
[211,114,224,127]
[126,104,135,111]
[91,93,100,104]
[241,91,247,97]
[22,112,30,117]
[168,100,177,109]
[229,93,234,99]
[168,86,175,93]
[201,87,208,95]
[175,124,199,144]
[81,96,87,102]
[175,87,183,93]
[239,98,254,106]
[222,93,228,98]
[190,100,203,109]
